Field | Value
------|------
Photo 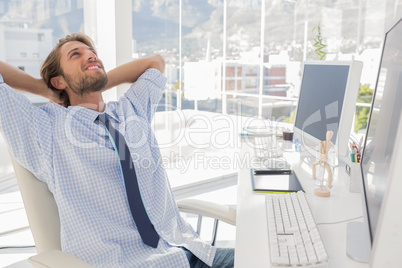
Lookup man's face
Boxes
[58,41,108,96]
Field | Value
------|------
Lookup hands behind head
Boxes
[38,78,64,106]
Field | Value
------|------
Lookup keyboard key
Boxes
[279,245,288,258]
[270,246,280,258]
[310,228,321,243]
[272,257,290,265]
[277,234,295,246]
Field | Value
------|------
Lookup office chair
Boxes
[9,154,236,268]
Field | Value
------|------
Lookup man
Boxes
[0,33,234,267]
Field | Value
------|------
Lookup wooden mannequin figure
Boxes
[312,130,334,197]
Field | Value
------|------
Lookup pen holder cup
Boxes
[345,162,361,193]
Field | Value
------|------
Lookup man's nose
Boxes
[87,51,97,61]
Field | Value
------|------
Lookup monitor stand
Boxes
[346,221,369,263]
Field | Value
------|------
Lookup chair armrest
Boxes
[177,199,236,226]
[28,250,94,268]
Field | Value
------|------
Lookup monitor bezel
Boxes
[293,60,362,158]
[359,15,402,254]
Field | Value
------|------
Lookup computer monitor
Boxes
[357,15,402,266]
[293,61,363,158]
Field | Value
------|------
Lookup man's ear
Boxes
[50,76,67,90]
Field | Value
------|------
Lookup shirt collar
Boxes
[66,104,119,123]
[104,105,120,122]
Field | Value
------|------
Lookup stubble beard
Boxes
[63,70,108,97]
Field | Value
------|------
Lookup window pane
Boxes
[181,2,223,111]
[133,0,181,112]
[198,98,222,113]
[226,2,260,60]
[226,94,258,117]
[262,97,297,123]
[225,3,261,96]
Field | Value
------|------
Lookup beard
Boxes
[62,70,108,97]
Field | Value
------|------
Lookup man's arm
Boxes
[0,67,53,181]
[0,61,60,102]
[104,54,165,90]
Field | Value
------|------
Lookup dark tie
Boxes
[97,113,159,248]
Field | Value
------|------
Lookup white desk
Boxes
[234,142,369,268]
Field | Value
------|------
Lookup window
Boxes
[3,0,401,128]
[131,0,402,132]
[38,33,45,41]
[1,0,402,176]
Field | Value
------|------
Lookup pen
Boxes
[354,143,361,163]
[254,169,292,175]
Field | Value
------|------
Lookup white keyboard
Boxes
[265,191,329,267]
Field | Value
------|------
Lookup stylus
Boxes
[254,169,292,175]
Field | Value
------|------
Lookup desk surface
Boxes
[234,143,369,268]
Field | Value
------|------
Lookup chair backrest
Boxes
[9,153,62,253]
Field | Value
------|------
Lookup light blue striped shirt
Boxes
[0,69,216,267]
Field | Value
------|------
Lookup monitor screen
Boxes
[293,61,362,157]
[294,63,350,144]
[360,17,402,245]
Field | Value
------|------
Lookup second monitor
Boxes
[293,60,363,158]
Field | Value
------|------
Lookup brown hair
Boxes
[40,33,96,107]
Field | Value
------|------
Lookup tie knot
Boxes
[97,113,110,125]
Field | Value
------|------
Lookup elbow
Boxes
[152,54,165,73]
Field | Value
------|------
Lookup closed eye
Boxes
[70,51,80,58]
[67,48,81,59]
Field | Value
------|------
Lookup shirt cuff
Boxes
[0,74,4,84]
